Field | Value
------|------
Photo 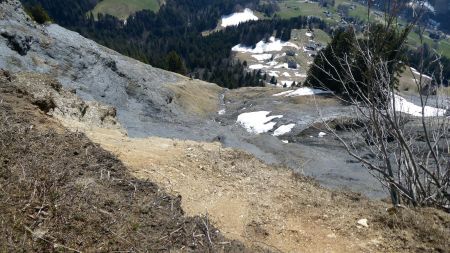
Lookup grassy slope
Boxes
[91,0,160,20]
[407,31,450,59]
[275,0,450,58]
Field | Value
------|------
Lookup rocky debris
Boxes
[357,218,369,228]
[0,81,251,252]
[0,0,387,197]
[1,70,121,129]
[0,29,32,55]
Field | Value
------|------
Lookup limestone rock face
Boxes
[0,0,222,138]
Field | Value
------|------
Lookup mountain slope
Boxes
[0,70,249,252]
[0,0,449,252]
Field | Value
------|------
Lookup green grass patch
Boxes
[275,0,450,59]
[91,0,161,20]
[407,31,450,59]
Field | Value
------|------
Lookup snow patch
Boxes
[218,109,226,115]
[232,36,299,54]
[221,8,258,27]
[274,63,289,69]
[251,54,272,61]
[294,72,307,78]
[273,87,332,97]
[268,70,280,77]
[318,132,327,138]
[393,95,446,117]
[282,72,291,77]
[273,124,296,136]
[249,64,266,70]
[410,67,432,80]
[237,111,283,134]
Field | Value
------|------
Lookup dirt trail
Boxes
[62,121,392,252]
[7,71,448,252]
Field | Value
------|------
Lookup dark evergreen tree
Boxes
[24,4,51,24]
[165,51,187,75]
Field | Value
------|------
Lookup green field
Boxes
[91,0,161,20]
[275,0,450,58]
[407,31,450,58]
[277,0,329,19]
[276,0,378,24]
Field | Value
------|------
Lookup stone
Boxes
[357,218,369,228]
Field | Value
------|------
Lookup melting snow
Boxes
[237,111,283,134]
[410,67,432,80]
[232,36,299,54]
[252,54,272,61]
[218,109,226,115]
[249,64,266,70]
[393,95,446,117]
[318,132,327,138]
[282,72,291,77]
[294,72,307,77]
[221,8,258,27]
[273,87,332,97]
[268,71,279,77]
[305,32,313,37]
[274,63,289,69]
[274,53,286,59]
[273,124,296,136]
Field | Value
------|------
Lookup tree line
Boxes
[20,0,326,88]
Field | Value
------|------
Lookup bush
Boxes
[25,4,51,24]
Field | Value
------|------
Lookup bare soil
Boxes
[1,71,449,252]
[0,71,250,252]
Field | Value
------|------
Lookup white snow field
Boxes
[232,36,299,54]
[237,111,283,134]
[273,124,296,136]
[273,87,332,97]
[252,54,272,61]
[249,64,266,70]
[221,8,258,27]
[393,95,446,117]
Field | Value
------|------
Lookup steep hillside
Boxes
[0,71,249,252]
[3,64,449,253]
[0,0,387,199]
[1,0,449,252]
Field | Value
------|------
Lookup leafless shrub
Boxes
[311,1,449,210]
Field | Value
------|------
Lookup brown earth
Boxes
[1,71,449,252]
[0,71,250,252]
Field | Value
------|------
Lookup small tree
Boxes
[270,76,277,85]
[310,1,450,210]
[25,4,51,24]
[165,51,187,75]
